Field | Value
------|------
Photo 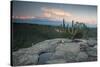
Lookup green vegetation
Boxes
[63,19,89,39]
[12,20,97,51]
[12,23,62,51]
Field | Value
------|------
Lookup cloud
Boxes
[41,7,97,24]
[73,16,97,24]
[41,7,72,20]
[12,7,97,24]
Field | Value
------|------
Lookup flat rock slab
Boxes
[76,52,88,62]
[12,38,97,66]
[38,53,53,64]
[46,59,66,64]
[12,54,39,66]
[86,47,97,57]
[87,39,97,47]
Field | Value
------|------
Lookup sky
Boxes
[12,1,97,26]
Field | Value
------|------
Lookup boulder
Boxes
[56,43,80,55]
[53,43,80,62]
[86,47,97,57]
[87,39,97,47]
[30,39,61,54]
[76,52,88,62]
[12,38,97,66]
[50,51,66,60]
[79,42,88,51]
[93,45,97,49]
[12,54,39,66]
[38,53,53,64]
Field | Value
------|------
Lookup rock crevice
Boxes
[12,38,97,66]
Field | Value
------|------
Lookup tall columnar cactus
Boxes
[62,18,65,30]
[67,20,77,39]
[67,20,88,39]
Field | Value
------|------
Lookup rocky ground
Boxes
[12,38,97,66]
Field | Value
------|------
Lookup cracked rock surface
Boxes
[12,38,97,66]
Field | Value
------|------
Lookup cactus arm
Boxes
[66,19,88,39]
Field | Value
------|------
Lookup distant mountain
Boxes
[12,18,97,28]
[12,18,63,26]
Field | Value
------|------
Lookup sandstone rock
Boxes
[87,39,97,47]
[30,39,60,54]
[56,43,80,55]
[38,53,53,64]
[12,38,97,66]
[79,42,88,51]
[54,43,80,62]
[72,39,87,43]
[50,51,66,60]
[86,47,97,57]
[76,52,88,62]
[93,45,97,49]
[46,59,66,64]
[13,54,39,66]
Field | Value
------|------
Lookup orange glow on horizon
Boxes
[12,8,97,24]
[12,16,35,19]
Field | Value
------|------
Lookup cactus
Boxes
[61,19,88,39]
[62,18,66,31]
[80,23,89,39]
[63,19,65,28]
[67,20,88,39]
[67,20,77,39]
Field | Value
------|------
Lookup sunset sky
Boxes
[12,1,97,25]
